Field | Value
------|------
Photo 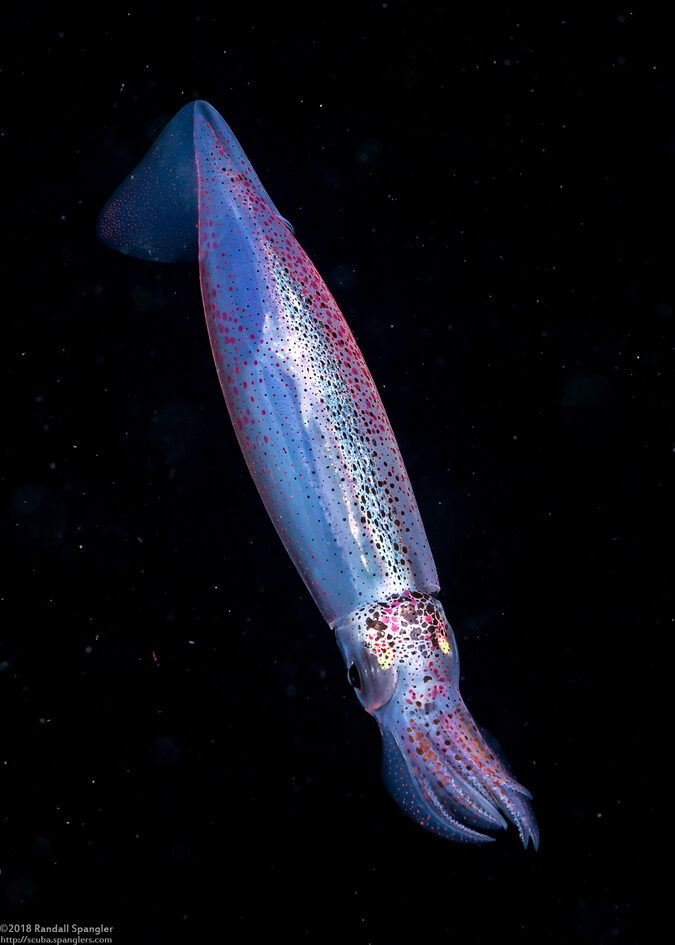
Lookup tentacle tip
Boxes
[526,825,541,852]
[516,815,540,851]
[378,698,540,849]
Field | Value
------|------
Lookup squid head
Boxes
[336,592,539,847]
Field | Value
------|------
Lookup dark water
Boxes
[2,5,667,942]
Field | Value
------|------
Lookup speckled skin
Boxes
[194,102,438,625]
[97,101,538,848]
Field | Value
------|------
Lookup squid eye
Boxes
[348,663,362,689]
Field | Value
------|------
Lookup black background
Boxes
[1,4,668,943]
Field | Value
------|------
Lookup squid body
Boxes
[98,100,538,848]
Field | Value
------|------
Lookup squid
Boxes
[98,100,538,847]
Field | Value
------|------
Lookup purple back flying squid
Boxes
[97,100,539,848]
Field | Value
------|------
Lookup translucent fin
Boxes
[97,101,199,261]
[97,100,288,263]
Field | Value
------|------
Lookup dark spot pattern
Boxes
[341,590,455,671]
[194,103,438,625]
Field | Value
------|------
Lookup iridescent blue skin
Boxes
[98,101,539,848]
